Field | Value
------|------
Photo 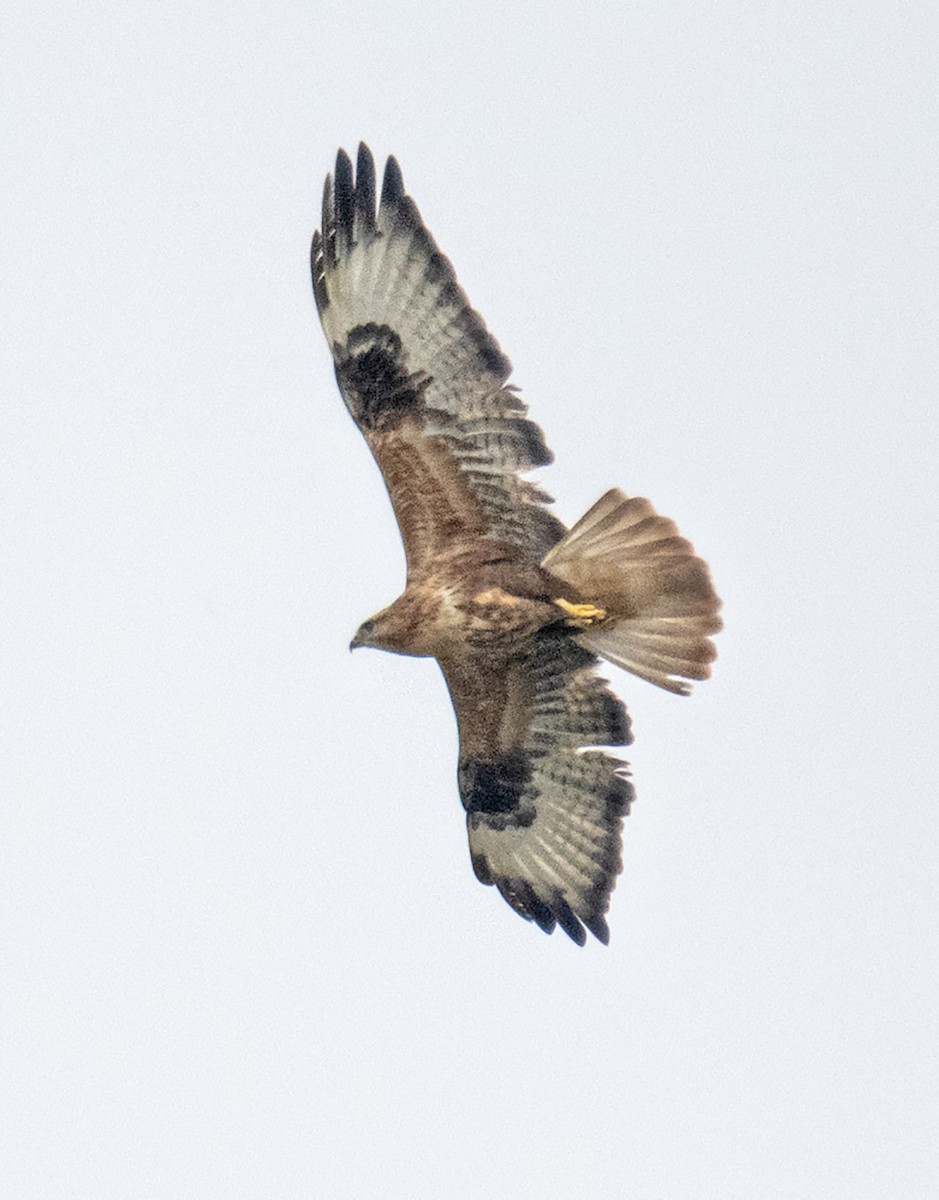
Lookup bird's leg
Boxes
[554,597,607,627]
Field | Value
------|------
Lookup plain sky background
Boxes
[3,2,937,1197]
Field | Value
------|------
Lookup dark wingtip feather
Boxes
[334,148,354,251]
[355,142,377,234]
[530,901,557,936]
[395,194,423,233]
[321,170,334,266]
[584,913,611,945]
[555,899,588,946]
[381,154,405,207]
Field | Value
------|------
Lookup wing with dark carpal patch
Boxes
[440,628,634,945]
[311,143,566,569]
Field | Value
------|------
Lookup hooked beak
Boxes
[349,623,370,651]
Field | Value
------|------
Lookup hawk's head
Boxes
[349,595,428,658]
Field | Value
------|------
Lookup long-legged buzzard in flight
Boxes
[311,144,722,945]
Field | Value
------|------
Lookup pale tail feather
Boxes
[542,489,722,695]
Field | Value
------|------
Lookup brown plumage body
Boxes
[352,546,567,659]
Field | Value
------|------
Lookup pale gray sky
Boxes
[3,2,937,1197]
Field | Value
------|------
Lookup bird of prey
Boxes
[310,144,721,945]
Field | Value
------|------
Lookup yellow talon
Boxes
[555,598,607,626]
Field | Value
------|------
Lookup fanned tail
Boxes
[542,489,722,695]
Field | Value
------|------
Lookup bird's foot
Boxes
[555,598,608,627]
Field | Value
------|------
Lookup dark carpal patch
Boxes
[335,323,430,431]
[459,751,535,822]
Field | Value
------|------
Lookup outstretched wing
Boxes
[440,628,634,945]
[311,144,565,571]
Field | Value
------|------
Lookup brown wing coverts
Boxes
[311,143,566,563]
[451,629,634,945]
